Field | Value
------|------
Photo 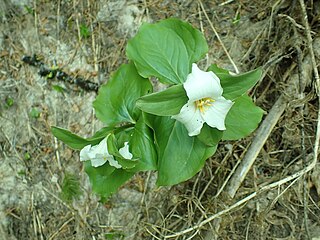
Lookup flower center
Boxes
[195,97,215,113]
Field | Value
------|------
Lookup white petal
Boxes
[172,101,204,136]
[119,142,133,160]
[202,97,233,130]
[184,63,223,102]
[91,137,109,156]
[90,157,108,167]
[107,156,122,168]
[80,145,92,162]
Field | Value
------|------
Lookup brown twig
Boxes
[225,94,287,198]
[225,13,320,198]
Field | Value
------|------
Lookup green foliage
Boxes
[208,64,262,100]
[24,5,34,15]
[232,12,241,25]
[52,17,264,200]
[24,152,31,160]
[80,23,90,38]
[129,116,157,171]
[52,127,101,150]
[30,107,41,118]
[52,85,65,93]
[136,84,188,116]
[93,62,152,126]
[197,125,223,147]
[146,116,217,186]
[106,134,138,169]
[17,170,26,176]
[84,162,135,202]
[223,95,264,140]
[105,231,125,239]
[127,18,208,84]
[5,97,14,108]
[158,18,208,65]
[51,126,115,150]
[60,172,82,202]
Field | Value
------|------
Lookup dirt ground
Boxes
[1,0,320,239]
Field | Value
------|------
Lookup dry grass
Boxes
[0,0,319,239]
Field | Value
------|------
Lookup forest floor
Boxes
[1,0,320,239]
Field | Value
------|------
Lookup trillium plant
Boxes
[52,18,264,201]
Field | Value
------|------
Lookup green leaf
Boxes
[147,116,216,186]
[207,64,229,75]
[197,124,223,147]
[114,128,133,146]
[5,97,14,108]
[93,62,152,126]
[88,126,116,140]
[24,152,31,160]
[223,95,264,140]
[51,126,90,149]
[208,65,262,100]
[105,231,125,240]
[129,116,157,171]
[60,172,82,203]
[80,23,90,38]
[136,84,188,116]
[127,24,188,84]
[51,126,114,150]
[24,5,34,15]
[52,85,66,93]
[158,18,208,65]
[127,18,208,84]
[84,162,135,202]
[30,107,41,118]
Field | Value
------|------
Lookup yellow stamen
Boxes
[195,97,215,113]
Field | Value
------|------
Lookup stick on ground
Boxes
[225,6,320,198]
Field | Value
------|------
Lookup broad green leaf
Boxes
[93,62,152,126]
[84,162,135,202]
[114,128,134,146]
[147,116,216,186]
[88,126,115,140]
[223,95,264,140]
[51,126,91,149]
[207,64,229,75]
[208,64,262,100]
[197,124,223,147]
[136,84,187,116]
[158,18,208,64]
[51,126,114,150]
[127,18,208,84]
[127,24,188,84]
[129,116,157,171]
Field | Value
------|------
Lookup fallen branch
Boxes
[225,94,287,198]
[225,38,319,199]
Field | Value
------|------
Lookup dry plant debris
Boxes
[0,0,320,239]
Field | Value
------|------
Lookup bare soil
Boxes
[1,0,320,239]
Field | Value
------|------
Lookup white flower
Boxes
[172,63,233,136]
[80,136,133,168]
